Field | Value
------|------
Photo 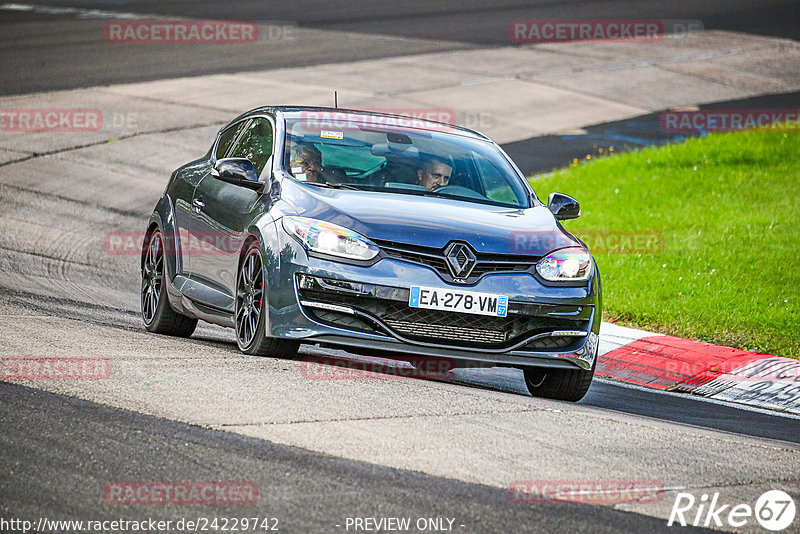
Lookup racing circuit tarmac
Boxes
[1,1,800,533]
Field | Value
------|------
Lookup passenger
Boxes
[417,156,452,191]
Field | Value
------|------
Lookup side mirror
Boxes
[547,192,580,220]
[211,158,263,191]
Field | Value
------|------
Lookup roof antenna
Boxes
[334,91,338,109]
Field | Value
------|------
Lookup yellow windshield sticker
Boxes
[321,130,343,140]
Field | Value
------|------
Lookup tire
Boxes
[523,363,595,402]
[141,229,197,337]
[235,240,299,358]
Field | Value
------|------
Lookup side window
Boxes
[228,118,274,176]
[474,153,521,205]
[215,121,247,161]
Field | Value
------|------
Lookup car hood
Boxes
[281,182,580,256]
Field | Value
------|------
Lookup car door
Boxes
[186,116,275,311]
[173,119,248,279]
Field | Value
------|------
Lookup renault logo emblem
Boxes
[444,242,476,279]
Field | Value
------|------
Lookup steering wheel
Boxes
[432,185,488,200]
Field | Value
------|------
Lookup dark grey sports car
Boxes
[141,106,601,401]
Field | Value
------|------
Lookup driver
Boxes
[416,156,452,191]
[289,144,323,183]
[289,143,345,184]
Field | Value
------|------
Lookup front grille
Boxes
[384,319,507,344]
[374,239,539,283]
[299,282,589,350]
[380,245,450,274]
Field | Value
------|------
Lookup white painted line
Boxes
[0,3,153,19]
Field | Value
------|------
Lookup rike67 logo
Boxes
[668,490,796,531]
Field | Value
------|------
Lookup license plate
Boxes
[409,286,508,317]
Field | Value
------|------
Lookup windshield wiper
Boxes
[304,182,360,190]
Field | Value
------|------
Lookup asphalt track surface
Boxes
[0,0,798,95]
[0,382,713,534]
[1,2,800,533]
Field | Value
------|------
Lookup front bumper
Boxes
[266,233,600,370]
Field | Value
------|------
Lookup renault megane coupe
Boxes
[141,106,601,401]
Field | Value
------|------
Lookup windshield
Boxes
[282,114,530,208]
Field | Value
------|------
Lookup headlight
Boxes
[282,216,379,261]
[536,247,593,282]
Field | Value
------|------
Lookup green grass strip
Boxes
[530,128,799,359]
